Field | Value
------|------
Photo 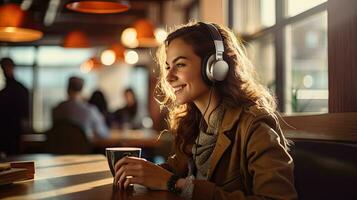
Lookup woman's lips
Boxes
[173,85,186,94]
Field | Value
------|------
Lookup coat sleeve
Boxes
[159,150,189,178]
[191,120,297,200]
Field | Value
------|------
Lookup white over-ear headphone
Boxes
[199,22,230,85]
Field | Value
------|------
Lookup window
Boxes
[232,0,328,114]
[286,12,328,113]
[246,34,276,92]
[233,0,276,34]
[287,0,327,17]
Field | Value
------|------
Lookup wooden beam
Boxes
[328,0,357,112]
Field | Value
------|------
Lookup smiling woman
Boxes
[112,21,297,200]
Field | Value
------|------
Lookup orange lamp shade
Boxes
[66,1,130,14]
[0,3,24,27]
[110,43,125,61]
[0,3,43,42]
[133,19,158,47]
[0,27,43,42]
[63,30,90,48]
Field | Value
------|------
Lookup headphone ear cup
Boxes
[201,54,215,86]
[211,60,229,81]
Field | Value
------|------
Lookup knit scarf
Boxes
[191,103,226,179]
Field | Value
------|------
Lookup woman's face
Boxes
[165,38,210,105]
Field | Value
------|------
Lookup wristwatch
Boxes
[167,174,182,194]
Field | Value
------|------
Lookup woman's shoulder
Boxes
[239,104,279,131]
[241,104,275,119]
[241,104,267,115]
[220,102,280,137]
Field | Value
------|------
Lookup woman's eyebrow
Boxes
[166,56,188,65]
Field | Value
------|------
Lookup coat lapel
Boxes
[207,105,243,179]
[208,131,231,179]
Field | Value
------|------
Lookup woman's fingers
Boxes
[114,156,144,172]
[113,158,171,190]
[114,163,127,184]
[115,164,143,189]
[123,177,142,189]
[118,169,130,189]
[118,171,143,190]
[123,177,131,189]
[114,157,129,172]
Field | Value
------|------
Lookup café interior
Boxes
[0,0,356,199]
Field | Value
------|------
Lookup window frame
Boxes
[229,0,328,113]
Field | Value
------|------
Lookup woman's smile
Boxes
[172,84,186,94]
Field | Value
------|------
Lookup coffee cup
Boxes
[105,147,142,177]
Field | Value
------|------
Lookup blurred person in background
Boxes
[113,88,139,129]
[112,22,297,199]
[0,57,30,155]
[52,76,109,139]
[88,90,112,127]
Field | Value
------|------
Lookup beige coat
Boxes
[164,105,298,200]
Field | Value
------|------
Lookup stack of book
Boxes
[0,161,35,186]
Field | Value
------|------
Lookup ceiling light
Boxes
[62,30,90,48]
[124,50,138,65]
[101,49,116,66]
[66,0,130,14]
[133,19,158,48]
[80,57,102,73]
[121,28,139,48]
[154,28,167,43]
[0,3,43,42]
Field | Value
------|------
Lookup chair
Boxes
[290,138,357,200]
[282,112,357,199]
[45,120,92,154]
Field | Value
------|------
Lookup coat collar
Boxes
[220,105,244,133]
[208,105,244,179]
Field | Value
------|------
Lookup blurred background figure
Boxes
[88,90,112,127]
[0,57,30,155]
[52,76,109,139]
[113,88,139,129]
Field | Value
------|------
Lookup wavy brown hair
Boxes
[155,21,277,155]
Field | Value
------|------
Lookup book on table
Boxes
[0,161,35,186]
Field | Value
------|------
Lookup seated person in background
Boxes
[88,90,112,127]
[113,88,139,129]
[52,76,109,139]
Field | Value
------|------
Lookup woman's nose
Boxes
[165,67,177,82]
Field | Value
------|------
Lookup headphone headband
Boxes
[199,22,225,60]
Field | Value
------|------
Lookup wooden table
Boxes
[20,129,173,158]
[0,154,182,200]
[93,129,168,148]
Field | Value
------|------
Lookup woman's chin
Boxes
[175,98,187,105]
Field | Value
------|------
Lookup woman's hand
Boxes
[114,156,173,190]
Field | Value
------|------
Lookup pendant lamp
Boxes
[0,3,43,42]
[121,19,167,48]
[133,19,159,48]
[109,43,125,62]
[62,30,90,48]
[66,0,130,14]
